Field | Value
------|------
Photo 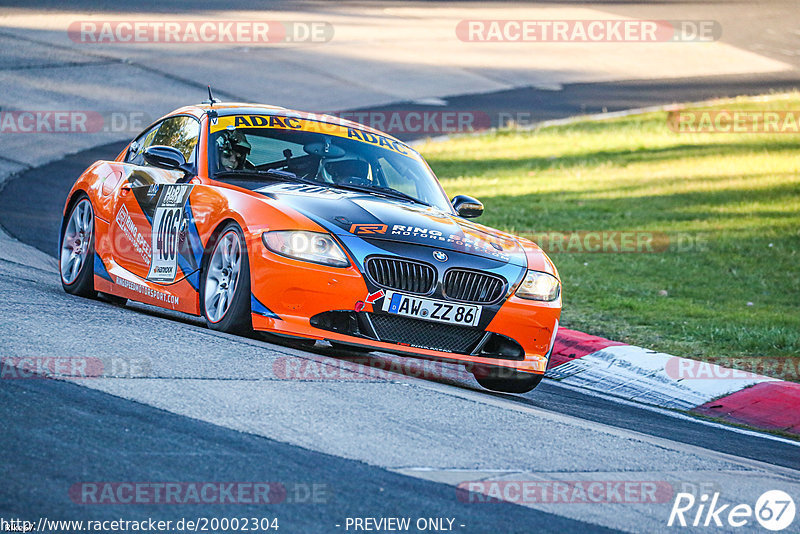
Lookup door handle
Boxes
[120,183,132,196]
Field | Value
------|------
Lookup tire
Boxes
[200,222,252,335]
[59,195,97,299]
[472,366,543,394]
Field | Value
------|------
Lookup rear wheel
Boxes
[472,366,543,394]
[60,196,97,298]
[201,222,252,335]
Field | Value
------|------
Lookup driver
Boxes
[216,129,251,170]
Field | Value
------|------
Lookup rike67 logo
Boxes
[668,490,795,531]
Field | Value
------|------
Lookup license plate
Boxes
[381,291,481,327]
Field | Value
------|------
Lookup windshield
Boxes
[208,116,454,212]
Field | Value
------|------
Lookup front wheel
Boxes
[201,222,252,335]
[60,195,97,298]
[472,366,543,394]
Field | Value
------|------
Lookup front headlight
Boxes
[515,270,560,301]
[262,231,349,267]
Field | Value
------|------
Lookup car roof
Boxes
[168,103,408,145]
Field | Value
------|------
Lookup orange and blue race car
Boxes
[59,101,561,393]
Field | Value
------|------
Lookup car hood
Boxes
[255,182,530,267]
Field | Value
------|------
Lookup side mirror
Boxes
[143,145,188,172]
[451,195,484,218]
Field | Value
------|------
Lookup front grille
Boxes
[365,257,435,295]
[368,313,484,354]
[443,269,506,304]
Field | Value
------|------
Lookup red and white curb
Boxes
[546,328,800,436]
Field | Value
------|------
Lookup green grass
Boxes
[418,93,800,369]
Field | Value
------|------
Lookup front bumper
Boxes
[251,252,561,373]
[249,244,560,374]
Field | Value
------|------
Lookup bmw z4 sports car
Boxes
[60,102,561,393]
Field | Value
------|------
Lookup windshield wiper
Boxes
[214,169,319,186]
[325,182,431,207]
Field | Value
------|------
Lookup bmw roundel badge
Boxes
[433,250,448,262]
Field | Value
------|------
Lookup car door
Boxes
[110,115,200,282]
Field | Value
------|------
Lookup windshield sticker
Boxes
[257,182,347,197]
[210,115,418,159]
[345,128,408,155]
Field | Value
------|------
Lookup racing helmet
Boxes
[216,129,251,170]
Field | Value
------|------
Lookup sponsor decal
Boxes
[365,290,384,304]
[115,276,179,306]
[115,204,151,263]
[390,224,511,261]
[259,182,345,197]
[147,185,193,282]
[344,127,409,156]
[234,115,302,129]
[349,223,388,235]
[209,115,418,159]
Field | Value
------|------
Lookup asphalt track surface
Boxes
[1,140,799,468]
[1,254,799,533]
[2,1,800,532]
[1,371,610,533]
